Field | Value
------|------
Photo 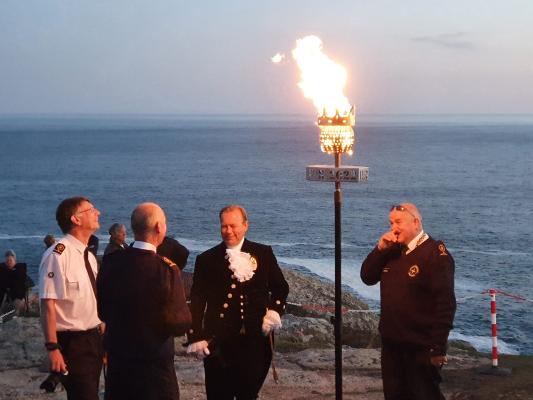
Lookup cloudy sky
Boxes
[1,0,532,115]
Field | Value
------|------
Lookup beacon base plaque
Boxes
[306,165,369,182]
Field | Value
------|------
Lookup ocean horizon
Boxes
[1,113,532,355]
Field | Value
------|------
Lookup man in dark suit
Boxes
[188,205,289,400]
[157,236,189,270]
[97,203,191,400]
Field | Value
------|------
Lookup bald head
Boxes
[398,203,422,224]
[131,202,167,245]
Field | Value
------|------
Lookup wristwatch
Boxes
[45,342,61,351]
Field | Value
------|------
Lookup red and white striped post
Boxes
[489,288,498,367]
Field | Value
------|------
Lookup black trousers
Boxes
[204,334,272,400]
[381,339,445,400]
[105,356,179,400]
[57,328,104,400]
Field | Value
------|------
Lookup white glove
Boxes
[186,340,210,359]
[262,309,282,336]
[226,249,255,282]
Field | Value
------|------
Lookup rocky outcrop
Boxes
[280,268,380,349]
[1,303,530,399]
[0,317,508,400]
[182,267,380,349]
[0,265,382,399]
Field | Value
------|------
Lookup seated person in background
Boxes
[104,223,128,256]
[0,250,28,314]
[157,236,189,270]
[43,234,56,249]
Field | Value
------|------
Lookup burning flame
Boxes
[291,35,351,117]
[271,53,285,63]
[272,35,356,155]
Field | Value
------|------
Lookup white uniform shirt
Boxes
[39,234,101,331]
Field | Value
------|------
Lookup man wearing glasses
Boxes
[361,203,456,400]
[39,197,104,400]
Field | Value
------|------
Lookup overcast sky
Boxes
[1,0,532,115]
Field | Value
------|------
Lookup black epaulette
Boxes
[161,256,178,270]
[53,243,66,255]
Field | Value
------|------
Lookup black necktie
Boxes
[84,248,97,298]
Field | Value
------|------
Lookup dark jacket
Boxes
[103,240,127,257]
[97,247,191,360]
[361,237,456,355]
[157,236,189,270]
[189,239,289,343]
[88,235,99,257]
[0,262,27,302]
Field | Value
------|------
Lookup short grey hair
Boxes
[108,223,126,236]
[219,204,248,223]
[4,249,16,258]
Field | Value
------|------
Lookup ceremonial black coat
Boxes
[97,247,191,360]
[189,239,289,343]
[361,236,456,355]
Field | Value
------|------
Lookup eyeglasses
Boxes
[76,206,98,215]
[390,205,417,219]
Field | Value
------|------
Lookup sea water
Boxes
[1,114,532,354]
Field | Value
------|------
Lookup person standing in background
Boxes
[103,223,128,257]
[361,203,456,400]
[43,235,56,249]
[157,236,189,270]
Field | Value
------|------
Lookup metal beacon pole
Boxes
[306,107,368,399]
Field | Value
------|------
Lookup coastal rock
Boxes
[1,315,531,400]
[183,266,380,349]
[5,269,524,399]
[282,268,380,349]
[276,314,334,351]
[342,311,380,348]
[275,314,378,351]
[282,268,371,315]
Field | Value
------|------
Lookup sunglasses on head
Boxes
[390,205,417,219]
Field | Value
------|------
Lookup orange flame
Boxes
[292,35,351,117]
